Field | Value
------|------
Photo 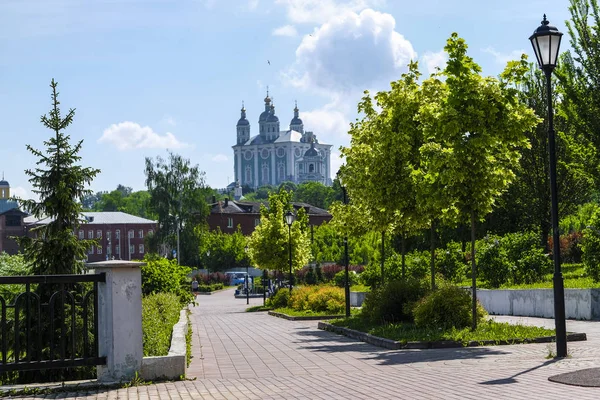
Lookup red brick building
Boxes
[208,199,332,235]
[25,212,157,262]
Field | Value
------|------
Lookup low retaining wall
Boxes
[350,292,367,307]
[141,309,188,380]
[477,288,600,320]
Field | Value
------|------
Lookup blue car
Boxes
[225,272,252,286]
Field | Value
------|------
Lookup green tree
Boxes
[294,181,334,209]
[17,80,100,275]
[247,190,311,276]
[199,227,250,273]
[417,34,540,329]
[144,152,209,265]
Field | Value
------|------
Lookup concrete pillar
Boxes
[88,260,145,383]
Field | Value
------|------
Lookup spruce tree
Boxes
[18,79,100,275]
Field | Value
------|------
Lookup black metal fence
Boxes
[0,273,106,373]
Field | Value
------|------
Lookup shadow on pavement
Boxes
[480,359,558,385]
[292,328,509,365]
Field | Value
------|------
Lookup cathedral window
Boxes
[278,164,285,180]
[245,166,252,183]
[262,163,269,183]
[309,163,315,173]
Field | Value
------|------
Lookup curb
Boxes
[268,311,344,321]
[317,322,587,350]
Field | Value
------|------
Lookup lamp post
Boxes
[245,245,250,305]
[339,176,350,318]
[206,250,210,275]
[530,14,566,357]
[285,210,296,293]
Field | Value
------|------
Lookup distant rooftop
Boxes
[24,211,156,225]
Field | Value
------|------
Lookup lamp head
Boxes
[285,210,296,226]
[529,14,563,71]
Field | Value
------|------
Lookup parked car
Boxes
[224,272,252,286]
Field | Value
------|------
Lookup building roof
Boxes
[209,200,330,217]
[274,130,303,143]
[0,180,9,187]
[0,199,19,214]
[24,211,157,225]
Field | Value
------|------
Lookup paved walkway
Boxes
[19,288,600,399]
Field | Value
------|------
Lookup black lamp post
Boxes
[338,173,351,318]
[285,210,296,293]
[245,245,250,305]
[530,14,566,358]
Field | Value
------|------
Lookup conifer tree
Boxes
[17,79,100,275]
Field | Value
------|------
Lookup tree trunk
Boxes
[381,230,385,286]
[401,233,406,279]
[430,221,436,291]
[471,210,477,331]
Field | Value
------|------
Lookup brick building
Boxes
[208,199,332,235]
[0,179,27,255]
[25,212,157,262]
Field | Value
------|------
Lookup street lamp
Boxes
[206,250,210,275]
[338,173,350,318]
[530,14,566,357]
[245,245,250,305]
[285,210,296,293]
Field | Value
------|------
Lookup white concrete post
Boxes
[88,260,145,383]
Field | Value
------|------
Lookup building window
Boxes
[227,217,233,228]
[262,163,269,183]
[97,246,102,255]
[128,230,134,239]
[116,246,120,255]
[97,230,102,238]
[5,215,21,226]
[309,163,315,173]
[278,163,285,180]
[88,230,93,239]
[148,229,153,236]
[79,230,84,239]
[88,246,94,255]
[107,231,111,240]
[255,218,260,226]
[116,229,120,239]
[129,244,135,256]
[138,230,144,239]
[139,244,144,254]
[245,166,252,183]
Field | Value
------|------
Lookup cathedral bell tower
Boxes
[236,102,250,144]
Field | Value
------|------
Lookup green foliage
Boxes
[413,285,486,329]
[140,254,192,304]
[288,286,345,314]
[305,266,317,285]
[361,279,429,324]
[435,242,467,283]
[142,292,182,356]
[502,231,552,284]
[144,151,209,266]
[266,288,290,309]
[476,236,511,288]
[0,253,32,303]
[582,208,600,281]
[200,227,249,273]
[248,190,311,272]
[16,80,100,275]
[333,270,358,287]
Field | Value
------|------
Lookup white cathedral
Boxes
[232,92,332,189]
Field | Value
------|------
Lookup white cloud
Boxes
[248,0,259,10]
[275,0,383,24]
[285,9,416,95]
[482,47,525,65]
[273,25,298,37]
[211,154,229,162]
[301,105,350,142]
[99,121,189,151]
[421,50,447,75]
[10,186,32,201]
[329,151,343,180]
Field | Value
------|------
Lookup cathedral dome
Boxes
[267,113,279,123]
[259,110,270,122]
[290,116,303,126]
[0,180,8,187]
[237,118,249,126]
[304,146,319,157]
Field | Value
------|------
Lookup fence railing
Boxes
[0,273,106,373]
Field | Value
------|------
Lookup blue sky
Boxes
[0,0,570,199]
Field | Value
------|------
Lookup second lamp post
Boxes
[285,210,296,293]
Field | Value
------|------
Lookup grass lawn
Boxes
[329,317,555,345]
[246,305,273,312]
[458,263,599,290]
[272,307,361,317]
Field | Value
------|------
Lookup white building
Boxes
[232,92,332,189]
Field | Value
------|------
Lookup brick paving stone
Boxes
[14,288,600,399]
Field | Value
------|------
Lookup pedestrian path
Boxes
[20,288,600,399]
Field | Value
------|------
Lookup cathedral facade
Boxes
[232,93,332,189]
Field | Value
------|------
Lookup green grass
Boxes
[350,284,371,292]
[457,263,599,290]
[329,317,555,345]
[246,305,273,312]
[273,307,360,317]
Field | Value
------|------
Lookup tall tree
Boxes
[418,35,540,329]
[247,190,311,274]
[144,152,209,265]
[17,79,100,275]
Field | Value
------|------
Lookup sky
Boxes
[0,0,571,200]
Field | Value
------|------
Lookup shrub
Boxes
[360,278,429,324]
[315,265,323,282]
[141,254,192,304]
[267,288,290,308]
[333,270,359,287]
[561,232,583,264]
[435,242,467,283]
[405,251,430,280]
[476,236,511,288]
[413,285,486,329]
[321,264,343,281]
[502,231,551,284]
[582,211,600,282]
[305,266,317,285]
[289,286,345,314]
[142,292,182,356]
